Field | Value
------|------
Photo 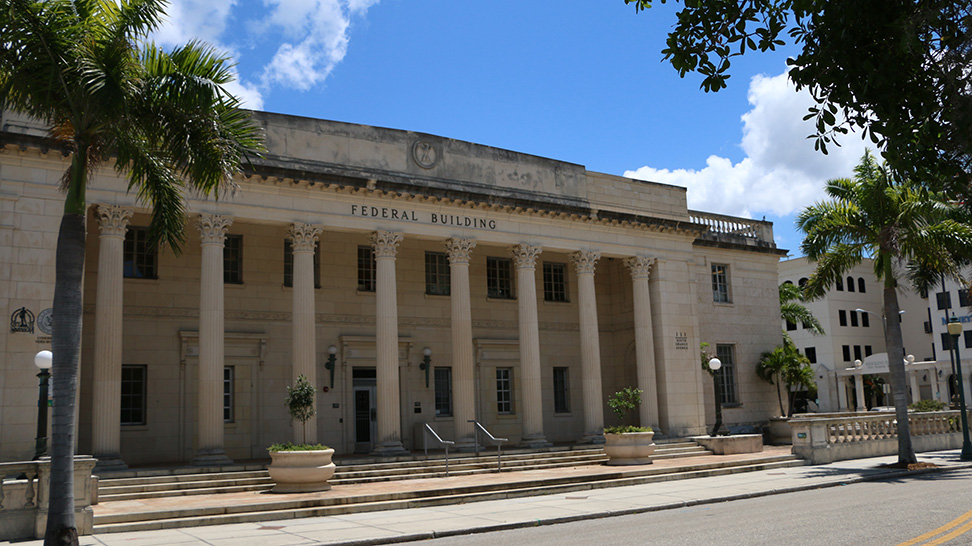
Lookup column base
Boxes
[518,435,552,449]
[371,441,409,457]
[453,436,479,452]
[578,432,605,445]
[191,448,234,467]
[92,454,128,473]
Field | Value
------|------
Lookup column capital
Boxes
[445,238,476,265]
[624,256,656,279]
[570,250,601,275]
[289,222,323,252]
[96,204,133,238]
[511,244,542,269]
[197,214,233,245]
[371,230,403,258]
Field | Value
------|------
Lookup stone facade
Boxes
[0,109,785,465]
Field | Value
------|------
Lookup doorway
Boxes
[352,367,377,453]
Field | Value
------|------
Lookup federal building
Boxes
[0,109,785,469]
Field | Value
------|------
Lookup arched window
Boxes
[836,278,844,291]
[783,280,794,285]
[799,277,808,288]
[858,277,866,293]
[847,276,855,292]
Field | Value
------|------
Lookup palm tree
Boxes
[757,337,815,417]
[798,150,972,465]
[0,1,262,543]
[779,282,825,335]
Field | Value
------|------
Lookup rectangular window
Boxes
[804,347,817,364]
[543,262,569,302]
[711,264,730,303]
[223,234,243,285]
[120,365,147,425]
[357,246,376,292]
[838,310,847,327]
[283,240,322,288]
[425,252,451,296]
[850,311,859,327]
[434,367,453,417]
[853,345,863,361]
[842,345,851,362]
[715,344,737,405]
[865,345,873,357]
[785,320,797,331]
[861,313,870,328]
[943,332,954,350]
[553,367,570,413]
[123,227,158,279]
[961,289,971,308]
[496,368,513,414]
[223,366,234,423]
[486,257,515,299]
[965,331,972,350]
[937,291,952,311]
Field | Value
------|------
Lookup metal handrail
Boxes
[468,420,508,471]
[423,423,455,477]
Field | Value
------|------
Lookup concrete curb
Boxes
[328,461,972,546]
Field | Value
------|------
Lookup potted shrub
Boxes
[267,375,336,493]
[603,387,655,465]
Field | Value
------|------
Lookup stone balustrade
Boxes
[0,456,97,541]
[689,211,773,243]
[789,411,968,464]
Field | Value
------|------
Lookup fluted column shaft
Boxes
[446,238,476,447]
[372,231,407,455]
[571,251,604,443]
[512,245,550,447]
[837,375,849,410]
[909,370,921,404]
[855,374,866,411]
[194,214,233,465]
[625,256,659,428]
[291,223,322,444]
[92,205,132,470]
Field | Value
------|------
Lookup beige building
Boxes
[1,110,784,468]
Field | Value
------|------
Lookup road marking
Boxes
[897,508,972,546]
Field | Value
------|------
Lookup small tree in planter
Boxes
[268,374,335,493]
[603,387,655,465]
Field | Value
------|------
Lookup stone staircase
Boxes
[91,440,805,534]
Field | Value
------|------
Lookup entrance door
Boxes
[352,367,377,453]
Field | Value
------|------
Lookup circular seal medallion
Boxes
[411,140,438,169]
[37,308,54,335]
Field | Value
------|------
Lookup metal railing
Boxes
[469,420,508,471]
[422,423,455,477]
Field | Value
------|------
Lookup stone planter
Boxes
[768,416,792,445]
[268,449,336,493]
[603,431,655,465]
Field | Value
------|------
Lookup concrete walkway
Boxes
[10,450,972,546]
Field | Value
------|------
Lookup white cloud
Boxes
[625,71,869,218]
[259,0,372,91]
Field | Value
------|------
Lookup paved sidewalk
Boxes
[10,450,971,546]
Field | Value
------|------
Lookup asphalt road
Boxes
[423,468,972,546]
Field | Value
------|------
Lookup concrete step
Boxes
[92,454,805,534]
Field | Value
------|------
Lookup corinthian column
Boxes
[91,204,133,471]
[372,231,408,455]
[512,244,550,447]
[624,256,660,429]
[571,250,604,444]
[446,238,477,448]
[290,222,322,444]
[192,214,234,466]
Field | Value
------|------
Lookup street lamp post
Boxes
[947,315,972,461]
[708,357,723,437]
[33,350,52,460]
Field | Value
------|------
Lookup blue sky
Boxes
[153,0,873,256]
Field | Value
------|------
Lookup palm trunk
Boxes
[775,379,786,417]
[884,280,917,465]
[46,147,88,546]
[45,213,85,546]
